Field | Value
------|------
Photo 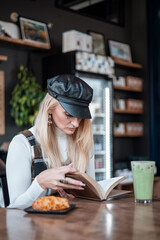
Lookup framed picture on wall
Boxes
[19,17,50,48]
[108,40,132,62]
[88,31,106,55]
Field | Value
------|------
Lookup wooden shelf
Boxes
[114,108,143,114]
[114,85,143,92]
[0,55,8,62]
[113,57,143,69]
[114,133,143,137]
[0,35,51,50]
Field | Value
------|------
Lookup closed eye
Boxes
[65,112,73,117]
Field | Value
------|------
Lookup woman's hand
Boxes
[37,163,85,191]
[57,189,75,199]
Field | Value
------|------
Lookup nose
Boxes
[71,117,81,127]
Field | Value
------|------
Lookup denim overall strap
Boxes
[20,130,47,178]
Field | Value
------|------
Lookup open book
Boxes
[66,173,128,201]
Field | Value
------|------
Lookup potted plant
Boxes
[10,65,45,127]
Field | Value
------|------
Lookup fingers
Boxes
[59,178,68,184]
[58,189,75,199]
[57,189,67,198]
[61,184,84,190]
[54,164,79,176]
[50,179,84,191]
[38,165,83,191]
[68,163,79,172]
[58,181,84,190]
[65,177,85,187]
[64,164,77,174]
[58,176,85,188]
[66,193,75,199]
[61,163,79,175]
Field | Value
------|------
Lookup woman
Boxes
[6,74,95,209]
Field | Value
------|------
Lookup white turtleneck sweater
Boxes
[6,127,95,209]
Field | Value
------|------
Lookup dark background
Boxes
[0,0,153,173]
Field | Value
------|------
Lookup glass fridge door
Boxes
[76,72,113,181]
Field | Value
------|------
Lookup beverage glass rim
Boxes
[131,161,155,164]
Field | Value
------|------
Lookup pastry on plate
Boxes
[32,196,70,211]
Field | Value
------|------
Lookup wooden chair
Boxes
[0,159,10,207]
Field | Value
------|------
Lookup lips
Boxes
[68,128,76,132]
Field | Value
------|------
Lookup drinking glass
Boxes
[131,161,155,203]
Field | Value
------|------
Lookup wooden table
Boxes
[0,195,160,240]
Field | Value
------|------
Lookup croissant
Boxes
[32,196,70,211]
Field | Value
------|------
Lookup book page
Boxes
[107,189,131,199]
[98,176,125,196]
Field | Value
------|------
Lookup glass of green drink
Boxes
[131,161,155,203]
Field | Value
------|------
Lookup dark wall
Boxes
[0,0,149,167]
[0,0,131,143]
[131,0,149,156]
[147,0,160,174]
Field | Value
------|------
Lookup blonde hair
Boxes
[34,93,94,172]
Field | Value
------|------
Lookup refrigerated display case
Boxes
[75,72,113,181]
[43,51,113,181]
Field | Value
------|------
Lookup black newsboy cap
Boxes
[47,74,93,119]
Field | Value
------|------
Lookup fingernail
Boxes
[80,183,85,186]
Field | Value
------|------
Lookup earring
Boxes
[48,113,53,126]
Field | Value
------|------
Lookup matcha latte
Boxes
[131,161,155,203]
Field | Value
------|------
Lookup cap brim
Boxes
[60,102,92,119]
